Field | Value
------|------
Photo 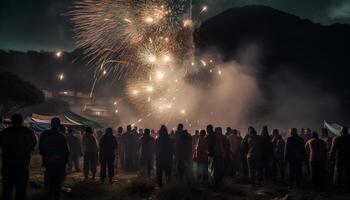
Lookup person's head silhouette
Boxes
[11,114,23,127]
[51,117,61,131]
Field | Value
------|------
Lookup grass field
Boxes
[1,155,349,200]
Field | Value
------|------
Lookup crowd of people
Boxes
[1,114,350,200]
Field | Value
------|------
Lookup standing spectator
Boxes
[139,128,155,177]
[66,129,82,173]
[242,127,262,186]
[39,118,69,200]
[122,125,138,171]
[271,130,286,181]
[99,128,118,183]
[227,129,242,177]
[192,130,200,154]
[155,125,174,187]
[212,127,228,188]
[205,124,216,184]
[116,127,124,169]
[305,131,327,188]
[260,126,273,180]
[194,130,208,181]
[285,128,305,187]
[174,125,193,184]
[82,127,98,181]
[330,127,350,187]
[241,134,249,178]
[0,114,37,200]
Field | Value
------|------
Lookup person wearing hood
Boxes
[155,125,174,186]
[330,127,350,187]
[139,128,155,177]
[242,127,262,186]
[82,127,99,181]
[99,128,118,183]
[174,124,193,183]
[260,126,273,180]
[285,128,305,187]
[66,129,82,173]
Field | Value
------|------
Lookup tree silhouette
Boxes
[0,72,44,117]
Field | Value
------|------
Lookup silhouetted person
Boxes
[194,130,208,181]
[99,128,118,183]
[260,126,273,180]
[122,125,138,171]
[0,114,37,200]
[212,127,228,188]
[205,124,216,184]
[174,125,192,184]
[155,125,174,186]
[227,129,242,177]
[285,128,305,187]
[240,134,249,178]
[66,129,82,173]
[271,129,286,181]
[139,128,155,177]
[330,127,350,187]
[242,127,262,186]
[39,118,69,200]
[82,127,98,181]
[116,127,124,169]
[192,130,200,154]
[305,131,327,188]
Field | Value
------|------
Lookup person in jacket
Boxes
[227,129,242,177]
[194,130,208,181]
[205,124,216,184]
[305,131,327,188]
[139,128,155,177]
[0,114,37,200]
[330,127,350,187]
[271,130,286,181]
[66,129,82,173]
[116,126,124,169]
[155,125,174,186]
[174,125,193,183]
[212,127,229,188]
[99,128,118,183]
[285,128,305,187]
[39,118,69,200]
[124,125,139,171]
[82,127,98,181]
[260,126,273,180]
[242,127,262,186]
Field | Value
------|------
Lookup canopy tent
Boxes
[27,111,102,132]
[64,111,102,129]
[324,121,349,136]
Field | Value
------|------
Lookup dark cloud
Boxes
[1,0,350,51]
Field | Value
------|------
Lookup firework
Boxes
[70,0,218,125]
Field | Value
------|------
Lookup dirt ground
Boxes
[1,155,349,200]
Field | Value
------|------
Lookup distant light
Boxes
[113,101,117,105]
[200,6,208,14]
[115,109,119,113]
[145,17,154,24]
[181,109,186,115]
[96,111,101,116]
[63,91,68,95]
[156,71,165,80]
[103,70,107,75]
[55,51,62,58]
[146,86,154,92]
[148,55,157,63]
[58,73,64,81]
[218,70,222,75]
[133,90,139,95]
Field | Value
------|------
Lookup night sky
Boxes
[1,0,350,51]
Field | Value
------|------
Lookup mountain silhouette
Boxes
[194,5,350,125]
